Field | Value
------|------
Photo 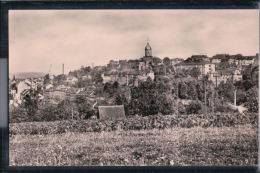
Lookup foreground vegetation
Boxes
[10,125,257,166]
[9,112,257,135]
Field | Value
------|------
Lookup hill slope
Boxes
[10,72,46,79]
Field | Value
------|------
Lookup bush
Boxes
[245,87,258,113]
[9,107,29,123]
[185,101,202,114]
[38,105,57,122]
[9,112,258,136]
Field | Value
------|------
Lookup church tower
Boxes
[145,42,152,57]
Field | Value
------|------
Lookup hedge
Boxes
[9,112,258,135]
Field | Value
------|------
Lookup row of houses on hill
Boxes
[210,54,258,66]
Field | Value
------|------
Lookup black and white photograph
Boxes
[9,9,258,166]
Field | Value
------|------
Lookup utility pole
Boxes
[126,73,129,86]
[71,107,74,120]
[234,88,237,107]
[212,87,216,113]
[176,80,179,116]
[204,79,207,115]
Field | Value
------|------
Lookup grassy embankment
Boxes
[10,124,257,166]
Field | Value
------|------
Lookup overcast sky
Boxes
[9,10,258,75]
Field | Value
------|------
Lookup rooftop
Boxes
[175,61,215,66]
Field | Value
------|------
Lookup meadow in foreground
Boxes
[9,125,257,166]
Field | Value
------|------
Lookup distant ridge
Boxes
[10,72,46,79]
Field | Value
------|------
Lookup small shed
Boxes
[98,105,126,120]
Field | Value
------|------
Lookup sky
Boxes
[9,10,259,75]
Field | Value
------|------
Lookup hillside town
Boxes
[9,42,259,120]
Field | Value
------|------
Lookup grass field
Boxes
[9,125,257,166]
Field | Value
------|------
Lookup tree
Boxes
[93,73,103,84]
[39,105,57,121]
[53,74,66,86]
[245,87,258,112]
[23,89,39,117]
[43,74,51,84]
[153,57,162,65]
[75,79,90,88]
[217,80,235,103]
[56,99,74,120]
[128,79,173,116]
[217,61,231,70]
[185,101,202,114]
[236,89,247,105]
[74,95,94,119]
[187,82,198,100]
[163,57,171,66]
[196,83,204,101]
[190,67,201,79]
[113,81,119,89]
[178,82,188,99]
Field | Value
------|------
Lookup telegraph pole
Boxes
[212,86,216,113]
[234,88,237,107]
[71,107,74,120]
[176,80,179,116]
[204,79,207,115]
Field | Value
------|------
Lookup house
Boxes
[82,74,92,80]
[128,59,139,70]
[107,60,119,69]
[240,57,254,65]
[44,90,66,104]
[119,60,128,69]
[102,73,117,84]
[147,70,155,80]
[20,89,31,102]
[138,70,155,81]
[76,88,86,94]
[153,64,165,75]
[228,58,240,65]
[232,69,243,81]
[9,77,44,106]
[170,58,183,66]
[66,76,78,85]
[175,61,215,77]
[138,61,146,71]
[45,83,53,90]
[210,54,229,63]
[211,58,222,64]
[13,80,31,102]
[56,84,69,91]
[228,55,255,66]
[208,68,242,87]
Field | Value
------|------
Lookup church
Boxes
[139,42,155,71]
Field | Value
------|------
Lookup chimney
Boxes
[62,64,64,75]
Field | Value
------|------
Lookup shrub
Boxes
[9,107,28,123]
[185,101,202,114]
[38,105,58,122]
[9,112,258,136]
[245,87,258,113]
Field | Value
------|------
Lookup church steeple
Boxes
[145,42,152,57]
